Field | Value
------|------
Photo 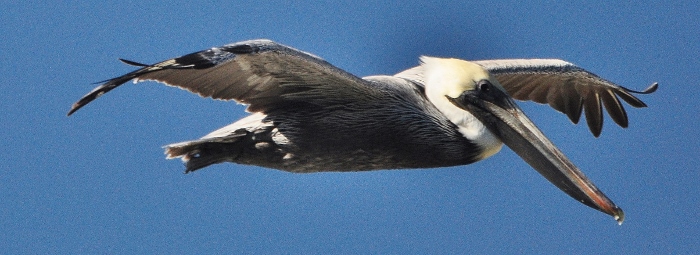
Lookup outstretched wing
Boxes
[396,59,657,137]
[68,39,379,115]
[474,59,657,137]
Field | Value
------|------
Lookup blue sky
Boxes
[2,1,698,253]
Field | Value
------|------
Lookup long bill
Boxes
[448,92,624,224]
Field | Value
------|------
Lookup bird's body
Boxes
[69,39,657,223]
[165,75,483,172]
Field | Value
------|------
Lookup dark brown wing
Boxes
[68,39,379,115]
[474,59,657,137]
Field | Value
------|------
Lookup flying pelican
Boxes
[68,39,657,223]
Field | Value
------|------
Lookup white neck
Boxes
[426,89,503,160]
[421,57,503,160]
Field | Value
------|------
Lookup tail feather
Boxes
[164,134,246,173]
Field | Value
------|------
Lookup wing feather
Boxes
[583,91,603,136]
[68,39,378,115]
[473,59,657,137]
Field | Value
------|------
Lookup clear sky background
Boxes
[2,1,698,253]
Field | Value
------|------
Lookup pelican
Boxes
[68,39,657,223]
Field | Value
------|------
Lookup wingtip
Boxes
[119,58,150,67]
[67,88,106,116]
[625,82,658,94]
[642,82,659,94]
[67,104,79,116]
[585,119,602,137]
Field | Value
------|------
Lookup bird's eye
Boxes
[478,80,491,93]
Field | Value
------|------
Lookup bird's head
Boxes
[421,56,624,224]
[421,56,513,160]
[421,56,507,101]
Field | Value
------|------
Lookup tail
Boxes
[164,133,246,173]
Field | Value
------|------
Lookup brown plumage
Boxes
[68,39,657,223]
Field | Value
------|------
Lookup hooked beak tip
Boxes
[613,207,625,225]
